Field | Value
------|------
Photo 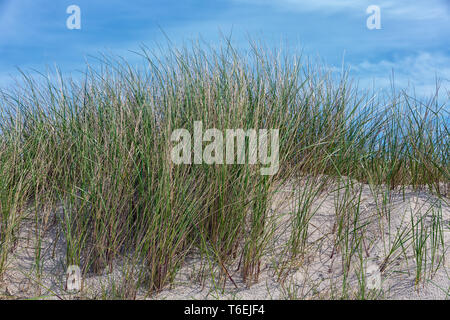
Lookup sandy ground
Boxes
[1,178,448,300]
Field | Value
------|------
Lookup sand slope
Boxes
[1,178,448,300]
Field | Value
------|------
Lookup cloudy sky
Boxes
[0,0,449,98]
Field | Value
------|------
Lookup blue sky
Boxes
[0,0,449,98]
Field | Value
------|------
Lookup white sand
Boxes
[1,178,448,300]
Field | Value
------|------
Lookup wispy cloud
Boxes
[0,0,448,99]
[233,0,450,20]
[351,51,450,97]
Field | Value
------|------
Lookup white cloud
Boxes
[351,52,450,97]
[233,0,449,20]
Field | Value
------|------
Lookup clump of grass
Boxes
[0,38,448,296]
[410,201,446,288]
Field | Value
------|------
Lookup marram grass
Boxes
[0,39,448,297]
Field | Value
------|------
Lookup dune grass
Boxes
[0,39,448,298]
